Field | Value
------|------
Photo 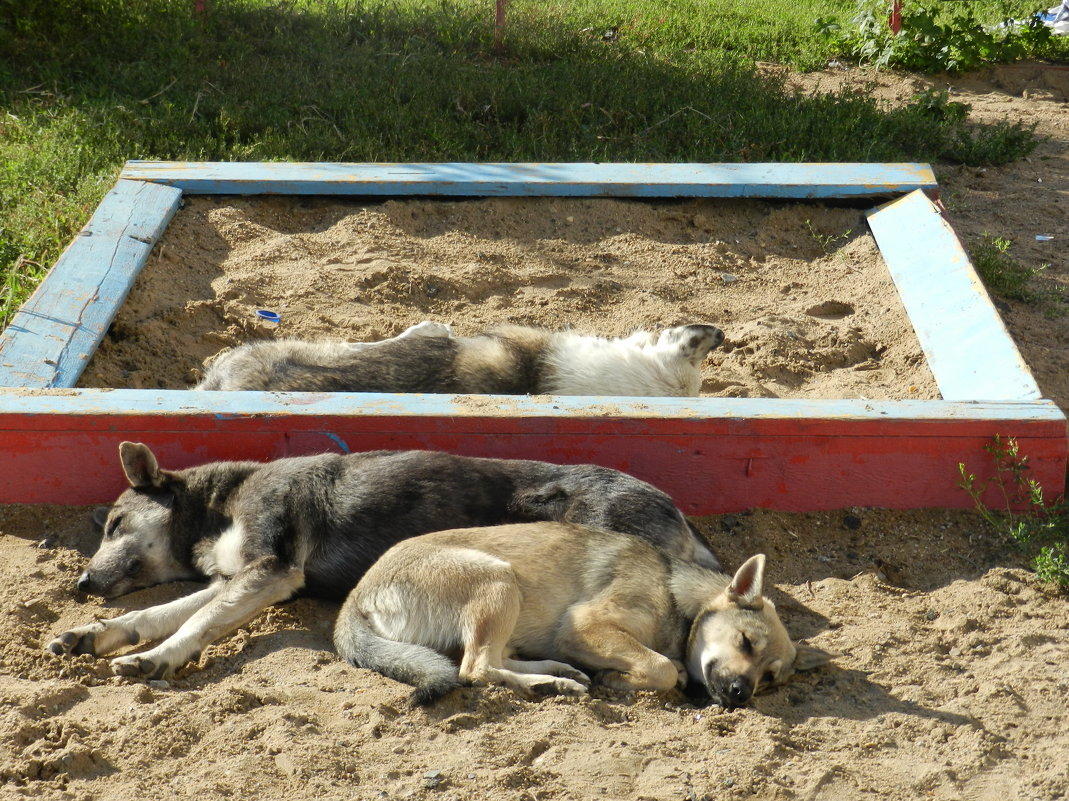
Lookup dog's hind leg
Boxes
[346,320,453,351]
[458,579,587,698]
[47,583,222,658]
[110,557,304,679]
[502,657,591,688]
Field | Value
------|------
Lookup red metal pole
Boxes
[889,0,903,34]
[494,0,508,49]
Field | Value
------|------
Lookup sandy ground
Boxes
[79,194,938,400]
[3,64,1069,801]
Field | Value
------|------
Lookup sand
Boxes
[78,195,938,401]
[3,63,1069,801]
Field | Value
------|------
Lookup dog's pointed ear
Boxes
[91,506,111,530]
[119,441,162,488]
[792,642,834,672]
[727,553,766,608]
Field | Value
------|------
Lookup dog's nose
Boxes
[727,677,752,707]
[77,572,92,593]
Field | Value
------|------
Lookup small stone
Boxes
[842,515,862,530]
[148,680,170,690]
[720,273,737,284]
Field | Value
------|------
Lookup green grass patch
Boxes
[970,233,1054,306]
[0,0,1049,327]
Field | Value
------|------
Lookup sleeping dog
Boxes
[47,443,717,680]
[195,321,724,396]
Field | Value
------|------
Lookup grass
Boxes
[970,234,1047,302]
[0,0,1061,327]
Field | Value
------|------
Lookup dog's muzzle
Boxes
[707,674,754,709]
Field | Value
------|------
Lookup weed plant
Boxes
[959,436,1069,591]
[970,235,1046,302]
[819,0,1069,73]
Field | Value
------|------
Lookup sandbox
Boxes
[0,162,1063,509]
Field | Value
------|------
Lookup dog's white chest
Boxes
[206,523,247,577]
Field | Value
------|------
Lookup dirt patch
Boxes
[79,195,937,400]
[4,63,1069,801]
[2,503,1067,801]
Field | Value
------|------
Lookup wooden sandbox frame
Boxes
[0,162,1064,511]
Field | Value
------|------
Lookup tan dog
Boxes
[335,522,829,708]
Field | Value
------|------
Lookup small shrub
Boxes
[819,1,1061,73]
[959,436,1069,591]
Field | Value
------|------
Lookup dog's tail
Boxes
[333,606,461,706]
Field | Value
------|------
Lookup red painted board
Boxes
[1,410,1064,512]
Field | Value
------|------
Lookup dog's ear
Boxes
[727,553,766,608]
[792,642,833,672]
[119,441,162,488]
[91,506,111,530]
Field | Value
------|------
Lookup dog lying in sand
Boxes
[195,321,724,396]
[46,444,717,680]
[336,521,830,708]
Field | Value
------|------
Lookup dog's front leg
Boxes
[47,583,222,659]
[110,558,304,680]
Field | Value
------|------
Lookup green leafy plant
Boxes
[803,219,853,254]
[959,436,1069,590]
[819,0,1060,73]
[970,234,1046,303]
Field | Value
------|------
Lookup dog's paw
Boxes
[671,659,688,689]
[46,627,100,657]
[111,653,171,680]
[528,677,589,698]
[554,664,592,687]
[47,622,139,658]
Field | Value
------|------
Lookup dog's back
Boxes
[197,337,462,392]
[196,329,556,394]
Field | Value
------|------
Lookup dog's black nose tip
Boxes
[727,677,752,706]
[77,572,92,593]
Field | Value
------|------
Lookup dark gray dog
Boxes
[47,443,717,680]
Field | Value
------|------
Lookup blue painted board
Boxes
[867,190,1042,402]
[0,179,183,388]
[119,161,938,199]
[0,387,1063,422]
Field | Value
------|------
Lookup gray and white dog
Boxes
[47,443,717,680]
[195,321,725,396]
